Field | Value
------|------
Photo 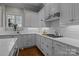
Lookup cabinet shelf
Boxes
[44,17,60,22]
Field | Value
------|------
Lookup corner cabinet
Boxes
[36,35,54,56]
[17,34,36,49]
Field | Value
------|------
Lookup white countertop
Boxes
[0,32,37,35]
[38,33,79,48]
[0,38,17,56]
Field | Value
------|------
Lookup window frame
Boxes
[6,14,23,28]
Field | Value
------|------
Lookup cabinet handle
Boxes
[47,45,48,47]
[12,35,14,37]
[52,47,54,48]
[56,44,63,47]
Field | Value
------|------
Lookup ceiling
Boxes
[0,3,44,12]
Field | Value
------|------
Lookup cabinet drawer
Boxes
[53,41,67,48]
[67,45,79,56]
[23,41,33,47]
[41,37,46,42]
[41,43,47,55]
[46,38,53,44]
[53,41,67,56]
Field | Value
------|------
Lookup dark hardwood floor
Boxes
[18,46,44,56]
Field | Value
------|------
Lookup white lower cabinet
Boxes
[36,35,54,56]
[66,45,79,56]
[53,40,68,56]
[17,34,36,49]
[53,40,79,56]
[36,35,41,50]
[2,34,79,56]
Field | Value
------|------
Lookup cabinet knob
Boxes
[52,47,54,48]
[41,19,43,21]
[70,19,74,22]
[47,45,48,47]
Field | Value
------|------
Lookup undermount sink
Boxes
[46,34,63,38]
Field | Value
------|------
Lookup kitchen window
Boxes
[7,15,22,28]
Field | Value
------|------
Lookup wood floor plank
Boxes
[18,46,44,56]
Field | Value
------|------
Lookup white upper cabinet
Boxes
[60,3,79,26]
[60,3,73,26]
[73,3,79,24]
[73,4,79,20]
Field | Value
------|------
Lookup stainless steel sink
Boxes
[46,34,63,38]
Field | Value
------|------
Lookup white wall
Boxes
[0,5,40,32]
[6,6,23,15]
[0,5,56,34]
[24,10,39,27]
[58,25,79,39]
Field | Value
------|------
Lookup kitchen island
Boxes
[0,38,17,56]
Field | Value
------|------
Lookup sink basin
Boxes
[46,34,63,38]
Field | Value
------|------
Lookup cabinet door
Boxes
[40,36,54,56]
[66,45,79,56]
[16,35,24,48]
[40,36,45,54]
[72,3,79,24]
[23,34,35,48]
[44,4,50,20]
[45,38,53,47]
[60,3,73,26]
[41,42,47,55]
[36,35,41,49]
[45,38,54,56]
[53,41,67,56]
[46,47,53,56]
